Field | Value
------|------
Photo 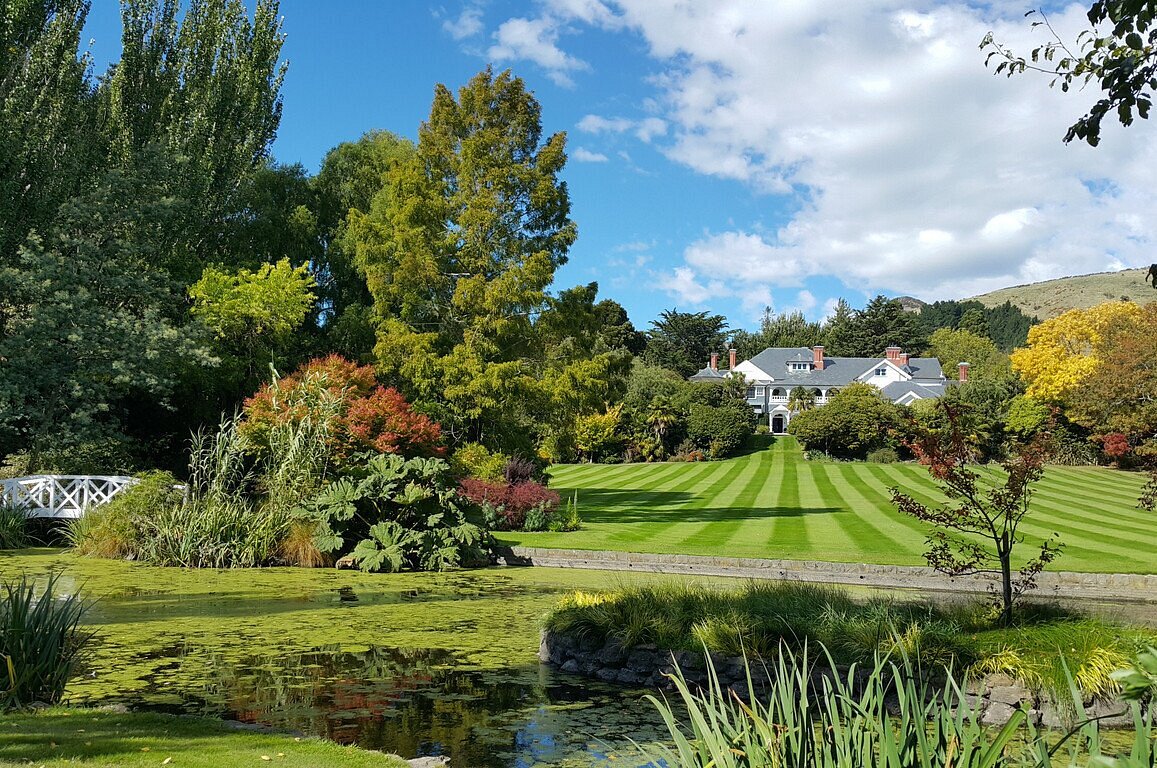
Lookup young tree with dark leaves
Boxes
[891,404,1063,626]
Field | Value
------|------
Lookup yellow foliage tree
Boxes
[1009,300,1141,402]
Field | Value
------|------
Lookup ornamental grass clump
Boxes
[1,575,93,710]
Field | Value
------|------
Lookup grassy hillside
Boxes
[968,268,1155,319]
[500,437,1156,574]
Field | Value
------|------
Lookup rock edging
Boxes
[539,630,1134,729]
[501,547,1157,603]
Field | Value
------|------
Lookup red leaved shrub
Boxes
[458,477,560,530]
[241,355,442,467]
[1100,432,1130,460]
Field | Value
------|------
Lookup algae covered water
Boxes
[0,550,676,767]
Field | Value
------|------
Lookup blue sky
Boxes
[82,1,1156,332]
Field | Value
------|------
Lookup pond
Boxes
[0,550,698,767]
[4,550,1154,766]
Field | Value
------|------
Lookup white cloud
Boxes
[572,147,609,162]
[488,17,589,87]
[635,117,667,142]
[544,0,622,28]
[596,1,1157,299]
[577,114,633,133]
[442,6,484,40]
[613,240,652,252]
[656,266,725,305]
[474,1,1157,303]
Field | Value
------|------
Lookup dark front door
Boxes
[772,414,786,434]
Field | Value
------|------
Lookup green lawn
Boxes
[499,437,1156,573]
[0,708,409,768]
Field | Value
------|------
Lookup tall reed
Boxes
[641,644,1156,767]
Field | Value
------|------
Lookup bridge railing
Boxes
[0,475,139,519]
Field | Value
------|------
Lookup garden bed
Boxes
[540,581,1155,728]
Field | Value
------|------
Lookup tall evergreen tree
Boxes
[348,68,577,446]
[844,295,926,357]
[821,298,857,356]
[644,309,729,377]
[733,308,823,358]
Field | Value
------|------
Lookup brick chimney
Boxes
[885,346,902,363]
[812,345,825,371]
[898,352,909,367]
[710,352,718,370]
[958,362,969,383]
[729,348,737,370]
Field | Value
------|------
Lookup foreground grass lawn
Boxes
[500,437,1155,573]
[0,708,409,768]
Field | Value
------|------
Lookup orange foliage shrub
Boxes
[241,355,442,466]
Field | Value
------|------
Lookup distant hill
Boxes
[966,268,1155,320]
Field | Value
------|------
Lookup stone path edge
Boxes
[497,546,1157,603]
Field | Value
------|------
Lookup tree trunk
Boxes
[999,541,1014,627]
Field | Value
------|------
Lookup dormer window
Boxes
[789,362,811,371]
[875,367,887,376]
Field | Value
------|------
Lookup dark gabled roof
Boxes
[689,365,726,381]
[881,381,945,401]
[743,347,945,385]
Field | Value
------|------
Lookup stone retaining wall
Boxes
[503,547,1157,603]
[539,631,1134,729]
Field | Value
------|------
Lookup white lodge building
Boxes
[690,346,962,435]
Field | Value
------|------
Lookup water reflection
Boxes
[77,643,667,768]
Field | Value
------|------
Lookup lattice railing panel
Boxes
[0,475,138,519]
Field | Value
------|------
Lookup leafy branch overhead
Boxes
[983,2,1157,145]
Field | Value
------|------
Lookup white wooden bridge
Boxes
[0,476,138,519]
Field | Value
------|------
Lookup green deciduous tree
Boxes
[788,383,904,459]
[0,154,206,470]
[0,0,97,267]
[99,0,287,277]
[189,258,316,395]
[927,327,1010,381]
[983,2,1157,145]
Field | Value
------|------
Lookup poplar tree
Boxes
[0,0,97,265]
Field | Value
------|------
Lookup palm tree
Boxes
[645,396,682,453]
[787,387,816,413]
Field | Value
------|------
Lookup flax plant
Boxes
[1,575,93,710]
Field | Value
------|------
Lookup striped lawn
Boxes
[498,437,1156,574]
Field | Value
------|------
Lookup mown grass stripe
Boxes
[675,449,776,552]
[500,440,1157,573]
[769,446,809,553]
[817,463,912,557]
[791,463,860,558]
[671,453,768,548]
